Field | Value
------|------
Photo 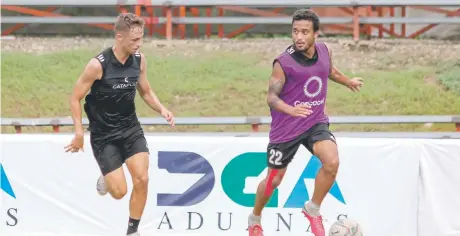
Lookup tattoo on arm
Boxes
[267,77,284,109]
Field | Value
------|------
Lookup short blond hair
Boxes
[114,13,145,32]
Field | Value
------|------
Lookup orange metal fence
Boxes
[1,1,460,40]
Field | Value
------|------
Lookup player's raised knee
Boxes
[109,183,128,200]
[109,184,128,199]
[323,156,339,176]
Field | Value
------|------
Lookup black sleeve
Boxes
[94,51,108,78]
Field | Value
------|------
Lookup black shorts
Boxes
[267,123,336,169]
[90,125,149,176]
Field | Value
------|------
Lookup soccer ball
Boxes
[328,219,363,236]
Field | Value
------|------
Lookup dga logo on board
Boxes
[222,153,345,208]
[154,151,347,233]
[1,164,19,227]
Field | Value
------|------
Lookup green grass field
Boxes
[2,46,460,133]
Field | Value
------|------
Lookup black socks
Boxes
[127,217,140,235]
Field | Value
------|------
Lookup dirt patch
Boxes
[2,36,460,72]
[424,74,454,93]
[424,75,437,85]
[423,75,445,90]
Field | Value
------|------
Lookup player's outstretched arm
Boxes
[65,58,101,153]
[325,43,363,92]
[268,61,312,117]
[137,53,175,126]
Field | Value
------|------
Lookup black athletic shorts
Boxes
[90,124,149,176]
[266,123,336,169]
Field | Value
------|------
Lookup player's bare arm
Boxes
[268,61,312,117]
[137,53,175,126]
[65,58,102,153]
[325,43,364,92]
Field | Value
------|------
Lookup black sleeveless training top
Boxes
[84,47,142,134]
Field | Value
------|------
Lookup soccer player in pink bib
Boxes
[248,9,363,236]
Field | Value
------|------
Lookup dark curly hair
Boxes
[292,9,320,32]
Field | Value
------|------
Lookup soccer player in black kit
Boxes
[65,13,174,236]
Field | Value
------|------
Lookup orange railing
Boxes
[1,1,459,40]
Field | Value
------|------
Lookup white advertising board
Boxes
[416,139,460,236]
[1,134,459,236]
